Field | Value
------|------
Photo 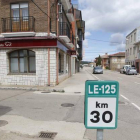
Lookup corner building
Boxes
[0,0,85,86]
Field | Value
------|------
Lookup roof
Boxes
[126,28,137,38]
[101,54,109,59]
[109,52,125,57]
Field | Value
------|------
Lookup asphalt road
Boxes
[85,67,140,140]
[0,67,140,140]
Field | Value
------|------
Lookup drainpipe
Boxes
[57,0,59,36]
[48,48,50,86]
[56,48,59,85]
[48,0,50,35]
[59,2,63,35]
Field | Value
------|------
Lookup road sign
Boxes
[85,80,119,129]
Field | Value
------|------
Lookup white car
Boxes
[126,67,137,75]
[120,65,131,74]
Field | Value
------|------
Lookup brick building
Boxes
[101,53,109,69]
[0,0,85,86]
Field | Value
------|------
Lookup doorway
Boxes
[11,3,29,32]
[136,62,139,73]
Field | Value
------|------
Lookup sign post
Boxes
[97,129,103,140]
[85,81,119,140]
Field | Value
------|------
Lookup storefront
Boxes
[0,37,72,86]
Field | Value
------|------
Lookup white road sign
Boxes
[87,98,116,128]
[85,81,119,129]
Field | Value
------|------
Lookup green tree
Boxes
[96,55,102,66]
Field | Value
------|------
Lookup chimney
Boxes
[105,53,108,55]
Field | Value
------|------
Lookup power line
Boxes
[30,0,51,19]
[85,51,118,53]
[86,38,125,44]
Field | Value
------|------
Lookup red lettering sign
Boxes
[0,39,57,48]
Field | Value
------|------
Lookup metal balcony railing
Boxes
[1,16,35,32]
[59,22,70,39]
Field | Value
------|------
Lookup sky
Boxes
[71,0,140,62]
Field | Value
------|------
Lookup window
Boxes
[128,37,130,44]
[134,33,136,42]
[130,48,132,55]
[133,47,135,55]
[9,50,36,73]
[11,3,29,20]
[131,35,133,42]
[117,58,121,62]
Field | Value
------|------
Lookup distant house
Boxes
[88,62,96,67]
[101,53,109,69]
[109,52,125,71]
[95,53,109,69]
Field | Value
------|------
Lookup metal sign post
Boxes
[97,129,103,140]
[84,80,119,139]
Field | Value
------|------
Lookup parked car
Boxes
[126,67,137,75]
[120,65,131,74]
[93,66,103,74]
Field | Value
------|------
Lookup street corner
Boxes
[0,115,86,140]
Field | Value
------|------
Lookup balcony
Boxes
[77,41,83,60]
[59,22,71,43]
[1,16,35,37]
[61,0,71,11]
[67,6,74,22]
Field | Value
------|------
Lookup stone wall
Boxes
[110,56,125,71]
[0,48,57,86]
[50,48,57,86]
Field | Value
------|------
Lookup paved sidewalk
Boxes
[0,68,91,93]
[0,68,95,140]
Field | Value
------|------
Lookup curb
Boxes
[0,87,65,93]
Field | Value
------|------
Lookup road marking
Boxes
[92,74,101,80]
[135,82,140,85]
[121,95,130,101]
[132,103,140,111]
[121,94,140,111]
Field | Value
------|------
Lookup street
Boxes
[0,67,140,140]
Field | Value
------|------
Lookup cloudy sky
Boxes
[72,0,140,61]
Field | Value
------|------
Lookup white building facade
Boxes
[126,26,140,73]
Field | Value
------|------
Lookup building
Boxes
[101,53,109,69]
[0,0,85,86]
[95,53,109,69]
[109,52,125,71]
[95,52,125,71]
[126,27,140,73]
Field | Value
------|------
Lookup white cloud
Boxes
[110,33,125,51]
[83,39,88,48]
[116,44,126,51]
[79,0,140,33]
[110,33,124,46]
[85,32,91,37]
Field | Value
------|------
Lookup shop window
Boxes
[9,50,36,73]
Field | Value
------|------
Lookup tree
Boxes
[96,55,102,66]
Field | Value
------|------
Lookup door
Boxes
[136,62,139,73]
[11,3,29,32]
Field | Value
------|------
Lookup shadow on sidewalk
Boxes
[0,105,12,116]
